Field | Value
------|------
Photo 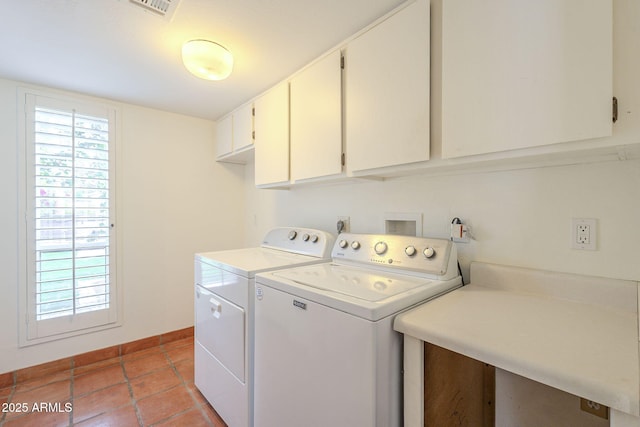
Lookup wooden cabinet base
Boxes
[424,342,495,426]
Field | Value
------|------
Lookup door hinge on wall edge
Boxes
[340,55,345,69]
[612,96,618,123]
[341,152,345,166]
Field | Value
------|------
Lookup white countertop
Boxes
[394,262,640,417]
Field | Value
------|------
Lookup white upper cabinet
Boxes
[216,101,254,163]
[233,102,255,153]
[441,0,613,159]
[345,0,430,174]
[290,49,343,182]
[254,82,290,187]
[216,114,233,158]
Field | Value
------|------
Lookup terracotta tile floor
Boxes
[0,338,227,427]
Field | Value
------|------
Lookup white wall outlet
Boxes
[337,216,350,234]
[571,218,597,250]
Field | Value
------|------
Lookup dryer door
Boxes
[195,285,245,382]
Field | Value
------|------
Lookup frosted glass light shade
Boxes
[182,39,233,81]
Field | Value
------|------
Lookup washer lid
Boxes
[271,263,429,302]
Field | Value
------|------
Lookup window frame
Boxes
[18,87,122,346]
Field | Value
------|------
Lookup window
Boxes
[19,90,120,344]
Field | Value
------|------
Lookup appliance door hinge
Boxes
[612,96,618,123]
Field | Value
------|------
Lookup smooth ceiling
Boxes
[0,0,405,120]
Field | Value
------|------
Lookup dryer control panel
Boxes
[332,233,458,280]
[261,227,335,258]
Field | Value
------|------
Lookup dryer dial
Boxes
[423,247,436,258]
[288,230,298,240]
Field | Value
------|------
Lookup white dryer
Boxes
[253,233,462,427]
[195,227,335,427]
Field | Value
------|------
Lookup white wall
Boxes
[0,78,246,372]
[242,143,640,426]
[242,157,640,424]
[496,369,608,427]
[244,158,640,282]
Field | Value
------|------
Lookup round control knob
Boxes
[310,234,319,243]
[374,241,388,255]
[405,246,417,257]
[351,241,361,250]
[288,230,297,240]
[423,247,436,258]
[302,233,310,242]
[339,239,349,249]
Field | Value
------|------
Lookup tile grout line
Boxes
[70,340,179,425]
[123,342,195,426]
[2,337,197,427]
[164,342,216,427]
[0,372,18,426]
[71,354,136,426]
[0,384,12,426]
[69,362,74,427]
[0,328,194,385]
[119,355,145,427]
[144,343,204,427]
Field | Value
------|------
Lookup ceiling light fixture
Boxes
[182,39,233,81]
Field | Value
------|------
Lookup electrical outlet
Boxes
[451,223,471,243]
[576,224,591,245]
[571,218,597,250]
[337,216,350,234]
[580,398,609,420]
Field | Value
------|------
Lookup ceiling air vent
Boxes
[129,0,181,21]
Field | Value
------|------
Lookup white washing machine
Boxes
[195,227,335,427]
[253,233,462,427]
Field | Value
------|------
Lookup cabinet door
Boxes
[346,0,430,173]
[216,114,233,158]
[233,102,254,152]
[290,49,343,182]
[441,0,612,158]
[254,82,290,187]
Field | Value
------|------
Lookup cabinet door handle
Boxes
[209,298,222,318]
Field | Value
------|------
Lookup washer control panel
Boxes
[332,233,456,278]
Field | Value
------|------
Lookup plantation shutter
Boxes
[23,93,118,341]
